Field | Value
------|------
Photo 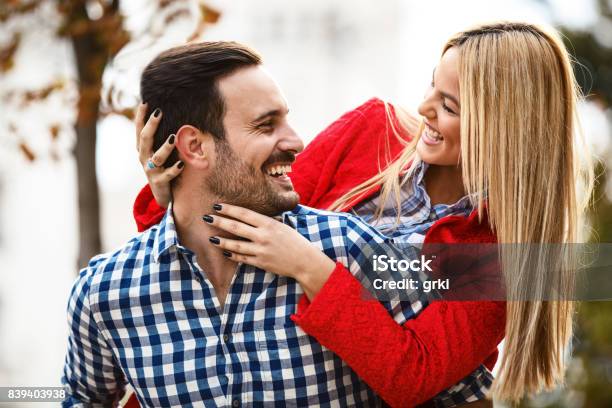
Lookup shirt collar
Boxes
[151,203,180,263]
[151,203,301,263]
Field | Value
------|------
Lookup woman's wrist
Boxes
[153,191,170,208]
[294,253,336,300]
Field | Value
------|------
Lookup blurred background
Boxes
[0,0,610,406]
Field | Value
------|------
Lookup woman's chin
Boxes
[416,141,459,166]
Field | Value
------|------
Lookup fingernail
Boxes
[153,108,161,118]
[168,134,175,144]
[202,215,213,223]
[177,161,184,169]
[223,251,232,258]
[213,204,222,211]
[209,236,220,245]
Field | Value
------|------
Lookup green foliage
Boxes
[520,0,612,406]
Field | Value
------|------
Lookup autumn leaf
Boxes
[19,141,36,162]
[99,107,135,121]
[188,4,221,41]
[50,124,61,140]
[201,4,220,24]
[159,0,175,8]
[0,32,21,73]
[18,80,64,107]
[0,0,41,23]
[164,8,191,25]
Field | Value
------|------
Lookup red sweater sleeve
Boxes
[291,265,504,407]
[290,212,506,407]
[291,97,411,209]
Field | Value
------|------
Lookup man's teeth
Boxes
[425,127,443,141]
[265,164,292,176]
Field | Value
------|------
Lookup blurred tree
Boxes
[560,0,612,406]
[0,0,220,268]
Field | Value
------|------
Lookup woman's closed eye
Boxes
[442,102,456,115]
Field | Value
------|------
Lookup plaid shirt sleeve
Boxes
[341,214,428,319]
[62,260,126,407]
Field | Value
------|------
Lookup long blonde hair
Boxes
[331,22,594,402]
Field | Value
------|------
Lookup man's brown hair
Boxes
[140,41,262,166]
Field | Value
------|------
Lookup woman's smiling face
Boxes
[416,47,462,166]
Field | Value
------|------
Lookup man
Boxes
[62,41,490,407]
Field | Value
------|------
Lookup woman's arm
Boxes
[132,103,183,232]
[291,97,414,209]
[206,203,505,407]
[291,265,504,407]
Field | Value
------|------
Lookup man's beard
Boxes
[206,140,300,216]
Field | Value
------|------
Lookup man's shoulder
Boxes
[285,204,366,224]
[284,205,388,242]
[73,227,159,297]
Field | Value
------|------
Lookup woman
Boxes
[133,22,592,405]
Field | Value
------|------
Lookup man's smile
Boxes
[263,162,293,188]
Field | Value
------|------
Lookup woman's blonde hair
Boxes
[331,21,594,402]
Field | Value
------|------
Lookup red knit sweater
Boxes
[132,98,506,407]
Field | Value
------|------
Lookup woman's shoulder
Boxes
[345,97,419,136]
[424,208,497,244]
[310,97,417,145]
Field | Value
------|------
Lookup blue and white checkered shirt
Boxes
[62,203,491,407]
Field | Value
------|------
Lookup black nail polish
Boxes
[177,161,184,169]
[213,204,222,211]
[168,134,175,144]
[223,251,232,258]
[202,215,213,223]
[153,108,161,117]
[209,236,220,245]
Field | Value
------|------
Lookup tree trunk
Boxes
[74,118,101,269]
[66,0,128,270]
[71,29,103,270]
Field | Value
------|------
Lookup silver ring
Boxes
[146,159,157,169]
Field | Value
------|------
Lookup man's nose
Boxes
[278,124,304,154]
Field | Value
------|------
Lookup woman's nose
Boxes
[417,98,436,120]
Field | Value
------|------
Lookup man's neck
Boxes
[172,186,238,308]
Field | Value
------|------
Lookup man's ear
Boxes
[174,125,213,170]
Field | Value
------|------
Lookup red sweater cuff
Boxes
[291,262,367,326]
[133,184,167,232]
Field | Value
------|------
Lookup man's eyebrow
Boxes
[249,108,289,125]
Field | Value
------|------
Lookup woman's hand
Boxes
[135,103,184,208]
[204,203,337,300]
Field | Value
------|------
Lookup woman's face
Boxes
[416,47,461,166]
